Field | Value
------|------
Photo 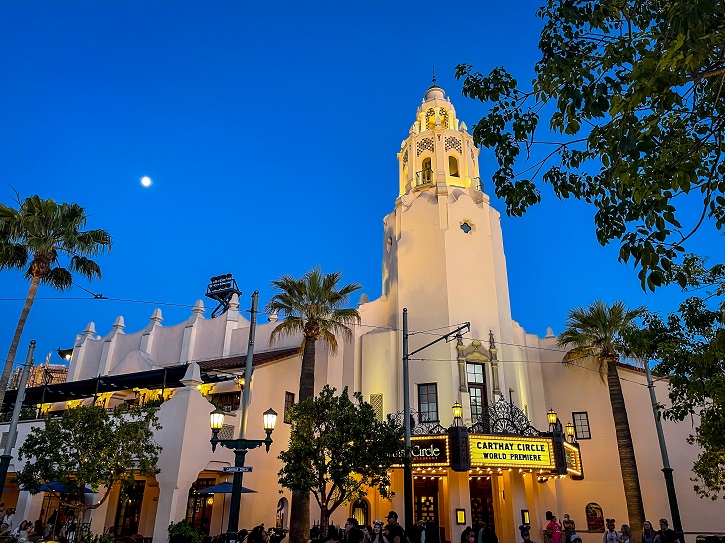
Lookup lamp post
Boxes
[208,290,278,543]
[0,340,35,492]
[402,308,470,530]
[210,406,277,543]
[546,409,567,475]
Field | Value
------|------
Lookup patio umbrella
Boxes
[197,482,256,494]
[197,481,256,534]
[38,482,94,493]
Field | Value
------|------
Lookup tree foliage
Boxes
[632,256,725,499]
[278,385,404,530]
[16,405,161,512]
[0,195,111,407]
[455,0,725,290]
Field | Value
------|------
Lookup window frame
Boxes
[417,383,439,423]
[572,411,591,440]
[284,391,295,424]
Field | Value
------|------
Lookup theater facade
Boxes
[1,85,723,543]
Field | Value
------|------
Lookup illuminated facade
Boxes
[1,86,724,543]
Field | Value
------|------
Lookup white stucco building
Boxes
[1,85,723,543]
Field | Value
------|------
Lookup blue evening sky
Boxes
[0,1,721,367]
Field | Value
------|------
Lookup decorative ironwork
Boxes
[389,409,448,435]
[468,397,543,436]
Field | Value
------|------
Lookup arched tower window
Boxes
[425,108,435,130]
[421,157,432,184]
[449,156,459,177]
[439,107,449,129]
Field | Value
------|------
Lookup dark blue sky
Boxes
[1,1,720,367]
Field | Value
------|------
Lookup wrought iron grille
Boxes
[389,409,448,435]
[468,398,542,436]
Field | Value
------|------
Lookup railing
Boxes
[414,170,434,188]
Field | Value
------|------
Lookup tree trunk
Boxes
[298,338,317,401]
[319,506,330,539]
[289,339,317,543]
[607,360,645,543]
[0,276,40,408]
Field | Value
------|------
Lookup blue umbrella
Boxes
[197,482,256,494]
[38,482,94,493]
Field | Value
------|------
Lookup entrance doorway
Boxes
[469,478,495,531]
[114,480,146,536]
[414,478,439,543]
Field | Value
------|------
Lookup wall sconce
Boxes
[456,509,466,525]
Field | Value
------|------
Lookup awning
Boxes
[39,482,94,493]
[197,482,256,494]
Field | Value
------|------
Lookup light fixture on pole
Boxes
[565,422,575,443]
[452,402,463,426]
[402,309,470,530]
[546,408,557,427]
[209,406,277,540]
[208,291,277,543]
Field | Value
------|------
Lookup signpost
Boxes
[223,466,253,473]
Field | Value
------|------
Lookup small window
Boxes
[284,391,295,424]
[422,157,432,183]
[449,155,459,177]
[572,411,591,439]
[418,383,439,422]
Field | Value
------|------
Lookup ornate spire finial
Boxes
[432,65,436,85]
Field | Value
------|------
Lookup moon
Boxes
[140,176,152,187]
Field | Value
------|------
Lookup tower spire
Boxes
[432,65,436,85]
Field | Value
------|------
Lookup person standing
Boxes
[478,520,498,543]
[521,529,538,543]
[385,512,405,543]
[642,521,658,543]
[546,516,562,543]
[371,521,388,543]
[657,519,680,543]
[602,520,620,543]
[345,518,364,543]
[618,525,632,543]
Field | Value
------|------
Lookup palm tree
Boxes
[558,300,645,542]
[266,267,361,543]
[0,195,111,408]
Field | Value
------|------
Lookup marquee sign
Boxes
[564,441,583,478]
[470,435,556,469]
[393,436,450,467]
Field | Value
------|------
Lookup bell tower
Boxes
[397,84,481,196]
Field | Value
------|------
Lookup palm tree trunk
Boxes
[298,339,317,401]
[607,360,645,543]
[0,276,40,408]
[289,339,317,543]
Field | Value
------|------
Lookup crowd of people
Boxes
[0,503,80,543]
[516,513,681,543]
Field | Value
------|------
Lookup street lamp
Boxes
[565,422,575,443]
[452,402,463,425]
[546,408,557,426]
[210,406,277,542]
